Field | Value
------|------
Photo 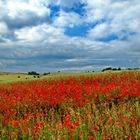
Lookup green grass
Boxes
[0,73,34,83]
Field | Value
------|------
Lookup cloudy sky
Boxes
[0,0,140,72]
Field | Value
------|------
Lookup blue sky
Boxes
[0,0,140,72]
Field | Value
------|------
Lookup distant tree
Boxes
[106,67,112,70]
[134,68,139,70]
[28,71,39,75]
[102,67,112,72]
[127,68,132,70]
[112,68,117,71]
[43,72,50,75]
[118,67,121,70]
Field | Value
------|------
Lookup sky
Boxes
[0,0,140,72]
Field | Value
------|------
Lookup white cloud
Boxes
[6,0,50,19]
[86,0,140,41]
[88,23,110,39]
[14,23,64,42]
[0,22,8,34]
[53,11,83,27]
[84,0,110,22]
[0,0,51,30]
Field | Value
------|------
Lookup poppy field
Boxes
[0,71,140,140]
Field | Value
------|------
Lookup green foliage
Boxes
[102,67,122,72]
[102,67,112,72]
[43,72,50,75]
[28,71,39,75]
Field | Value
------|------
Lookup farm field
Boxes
[0,71,140,139]
[0,70,134,84]
[0,72,97,83]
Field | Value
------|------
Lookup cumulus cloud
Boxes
[14,23,64,42]
[0,0,51,29]
[88,23,109,39]
[0,0,140,72]
[53,11,83,27]
[6,0,50,18]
